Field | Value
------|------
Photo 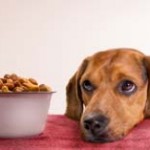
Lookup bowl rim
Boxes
[0,91,56,95]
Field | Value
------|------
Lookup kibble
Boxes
[0,74,51,93]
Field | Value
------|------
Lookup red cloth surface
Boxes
[0,115,150,150]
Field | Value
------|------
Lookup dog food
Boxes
[0,74,51,93]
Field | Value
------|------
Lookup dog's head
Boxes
[65,48,150,142]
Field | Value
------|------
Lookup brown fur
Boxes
[65,48,150,142]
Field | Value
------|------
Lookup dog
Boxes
[65,48,150,143]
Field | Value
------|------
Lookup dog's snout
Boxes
[83,114,109,135]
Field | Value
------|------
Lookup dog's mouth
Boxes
[84,133,111,143]
[83,130,124,143]
[84,134,123,143]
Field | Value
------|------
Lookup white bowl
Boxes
[0,92,54,138]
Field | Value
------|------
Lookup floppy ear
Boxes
[65,59,88,120]
[143,56,150,118]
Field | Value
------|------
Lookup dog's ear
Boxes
[143,56,150,117]
[65,59,89,120]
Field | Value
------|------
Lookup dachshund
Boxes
[65,48,150,143]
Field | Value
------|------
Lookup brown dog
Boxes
[65,48,150,143]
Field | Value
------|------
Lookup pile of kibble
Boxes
[0,74,51,92]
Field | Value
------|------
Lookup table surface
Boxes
[0,115,150,150]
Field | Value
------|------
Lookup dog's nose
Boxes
[83,114,109,135]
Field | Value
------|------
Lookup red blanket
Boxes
[0,115,150,150]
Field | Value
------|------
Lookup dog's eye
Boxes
[82,80,95,92]
[119,80,136,95]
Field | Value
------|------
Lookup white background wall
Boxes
[0,0,150,114]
